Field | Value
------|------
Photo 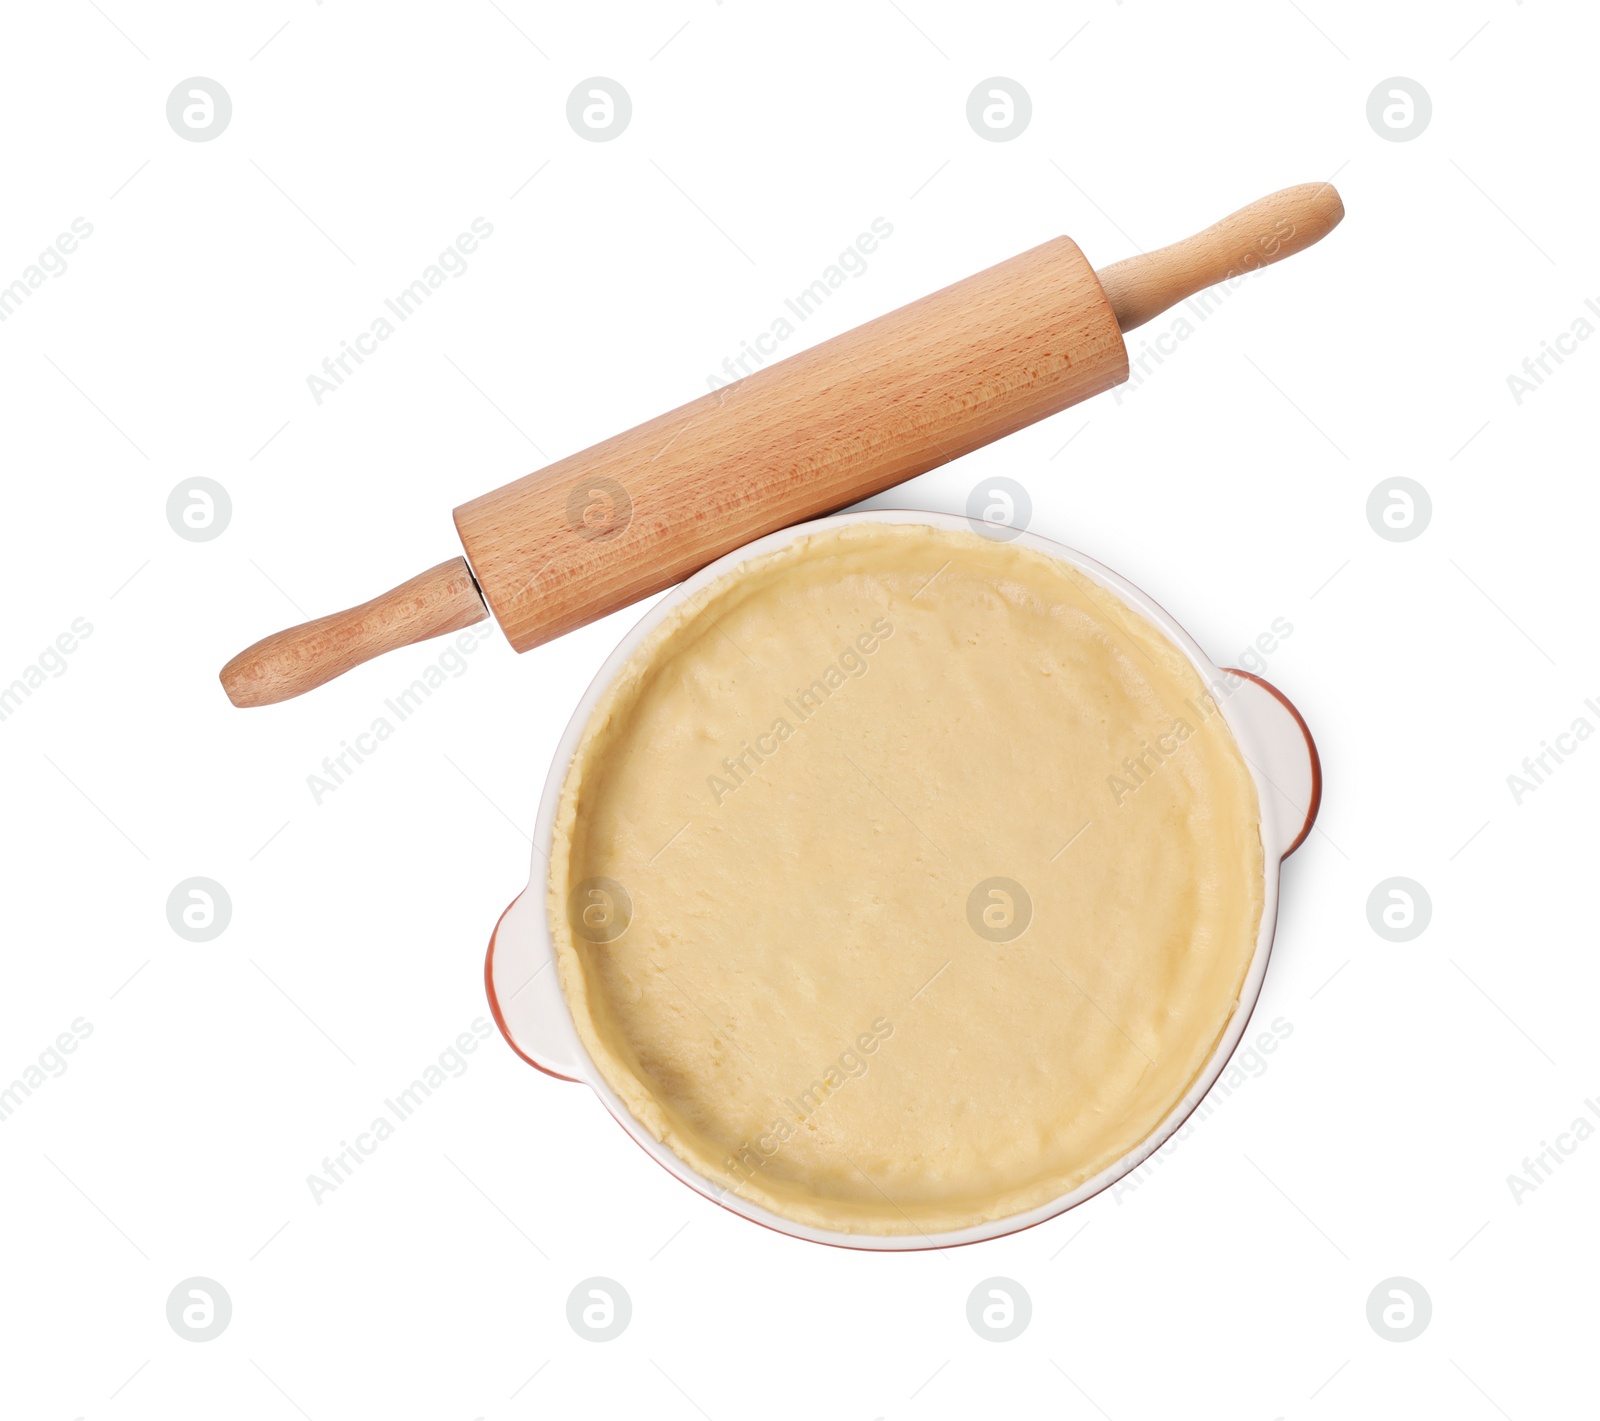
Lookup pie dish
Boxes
[486,511,1319,1248]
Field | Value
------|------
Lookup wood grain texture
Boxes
[453,236,1127,652]
[1095,182,1344,333]
[219,558,487,708]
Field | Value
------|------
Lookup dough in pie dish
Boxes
[547,521,1264,1235]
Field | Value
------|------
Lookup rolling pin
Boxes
[221,182,1343,707]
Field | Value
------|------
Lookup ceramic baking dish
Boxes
[484,508,1320,1250]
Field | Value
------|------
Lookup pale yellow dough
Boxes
[548,523,1264,1235]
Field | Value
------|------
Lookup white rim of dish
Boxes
[492,508,1316,1250]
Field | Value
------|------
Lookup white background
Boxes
[2,1,1595,1417]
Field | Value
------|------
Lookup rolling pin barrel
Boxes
[453,232,1129,654]
[220,182,1342,708]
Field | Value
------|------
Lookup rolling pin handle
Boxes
[1095,182,1344,333]
[219,558,488,708]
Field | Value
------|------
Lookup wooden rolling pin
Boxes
[222,182,1343,707]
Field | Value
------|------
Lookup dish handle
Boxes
[484,889,584,1082]
[1220,669,1322,860]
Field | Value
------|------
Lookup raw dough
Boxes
[547,522,1263,1235]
